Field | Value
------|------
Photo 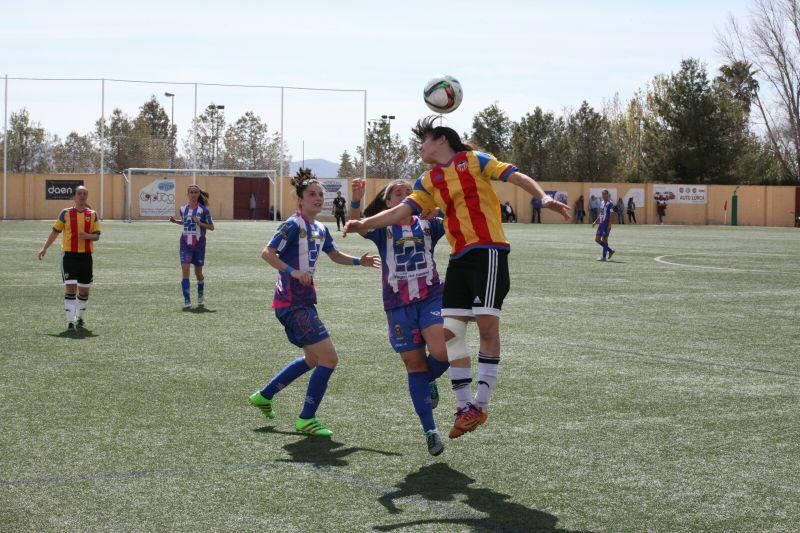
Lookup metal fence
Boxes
[1,75,368,219]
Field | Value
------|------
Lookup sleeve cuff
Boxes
[402,198,423,215]
[499,165,518,182]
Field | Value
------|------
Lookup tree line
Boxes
[1,96,290,174]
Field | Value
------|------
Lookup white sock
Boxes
[76,295,89,319]
[65,294,77,323]
[474,352,500,411]
[448,366,473,410]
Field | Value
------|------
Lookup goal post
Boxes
[122,168,278,223]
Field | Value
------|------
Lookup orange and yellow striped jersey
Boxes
[53,207,101,253]
[403,151,518,258]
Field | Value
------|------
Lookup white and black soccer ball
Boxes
[423,75,463,114]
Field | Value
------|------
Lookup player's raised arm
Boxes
[506,171,570,221]
[343,202,414,237]
[326,249,381,268]
[347,178,369,237]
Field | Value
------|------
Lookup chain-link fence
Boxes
[1,75,367,219]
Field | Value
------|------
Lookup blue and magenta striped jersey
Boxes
[180,204,213,247]
[268,212,336,309]
[364,216,445,311]
[598,200,614,226]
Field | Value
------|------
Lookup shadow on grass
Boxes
[375,463,581,533]
[281,437,401,468]
[183,306,217,314]
[46,328,99,339]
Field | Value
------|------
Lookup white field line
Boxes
[654,254,789,273]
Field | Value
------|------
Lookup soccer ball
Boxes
[423,75,463,113]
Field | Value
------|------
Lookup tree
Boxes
[337,150,357,178]
[96,108,135,173]
[6,109,50,172]
[183,104,226,169]
[357,120,410,178]
[644,59,747,183]
[565,101,618,182]
[510,107,568,180]
[718,0,800,182]
[223,111,269,169]
[469,103,512,158]
[52,132,96,173]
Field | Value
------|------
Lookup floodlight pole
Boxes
[362,90,367,182]
[164,92,175,169]
[100,78,105,219]
[193,83,197,184]
[3,74,7,220]
[280,87,284,220]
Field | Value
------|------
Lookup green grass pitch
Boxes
[1,220,799,531]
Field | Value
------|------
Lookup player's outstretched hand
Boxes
[342,219,363,237]
[291,269,313,286]
[351,178,366,202]
[37,249,46,260]
[169,215,177,223]
[544,199,571,221]
[360,253,381,269]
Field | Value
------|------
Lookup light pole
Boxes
[380,114,395,135]
[164,92,175,168]
[208,104,224,169]
[635,114,642,182]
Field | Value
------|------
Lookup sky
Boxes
[1,0,753,165]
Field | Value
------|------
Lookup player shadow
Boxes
[375,463,580,533]
[47,328,99,339]
[278,436,402,468]
[183,306,217,314]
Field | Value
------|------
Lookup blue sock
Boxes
[299,365,334,419]
[408,371,436,432]
[427,355,450,382]
[197,281,204,298]
[181,278,190,302]
[260,357,311,399]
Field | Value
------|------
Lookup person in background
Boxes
[332,190,347,231]
[616,197,625,224]
[503,201,516,223]
[656,194,667,224]
[169,184,214,309]
[627,197,637,224]
[574,195,585,224]
[589,195,600,223]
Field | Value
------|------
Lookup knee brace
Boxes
[443,317,469,362]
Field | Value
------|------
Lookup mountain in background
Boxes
[289,159,340,178]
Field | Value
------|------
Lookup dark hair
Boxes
[412,115,476,152]
[363,179,409,217]
[188,184,210,206]
[291,167,320,198]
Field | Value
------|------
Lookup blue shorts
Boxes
[180,240,206,266]
[596,225,611,238]
[276,306,330,348]
[385,294,443,353]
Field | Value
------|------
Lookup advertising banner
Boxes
[624,188,645,207]
[320,178,347,215]
[45,179,84,200]
[654,184,707,204]
[139,178,176,217]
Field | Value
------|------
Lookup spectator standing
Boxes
[656,194,667,224]
[503,201,516,223]
[589,195,600,223]
[616,197,625,224]
[574,195,585,223]
[627,197,637,223]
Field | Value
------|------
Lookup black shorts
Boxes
[61,252,93,286]
[442,248,510,318]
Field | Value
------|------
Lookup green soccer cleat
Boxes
[295,416,332,437]
[426,429,444,456]
[429,381,439,410]
[248,392,276,419]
